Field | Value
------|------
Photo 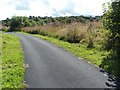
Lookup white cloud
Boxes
[28,0,52,16]
[48,0,68,10]
[0,0,111,20]
[0,0,15,20]
[73,0,111,16]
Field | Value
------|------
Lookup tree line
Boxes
[2,15,101,31]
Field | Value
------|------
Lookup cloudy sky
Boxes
[0,0,110,20]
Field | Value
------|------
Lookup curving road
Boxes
[13,33,109,88]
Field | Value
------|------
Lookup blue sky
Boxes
[0,0,110,20]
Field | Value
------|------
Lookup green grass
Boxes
[32,34,109,67]
[1,33,25,88]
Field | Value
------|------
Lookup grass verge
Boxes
[32,34,109,67]
[1,32,25,88]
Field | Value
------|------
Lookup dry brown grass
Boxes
[22,21,108,48]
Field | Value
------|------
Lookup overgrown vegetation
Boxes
[1,33,25,88]
[102,0,120,77]
[22,21,108,48]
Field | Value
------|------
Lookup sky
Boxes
[0,0,111,20]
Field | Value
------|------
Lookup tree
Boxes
[9,16,24,31]
[103,0,120,77]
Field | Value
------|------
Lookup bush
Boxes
[87,38,94,48]
[9,16,24,31]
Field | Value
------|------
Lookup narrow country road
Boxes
[13,33,108,88]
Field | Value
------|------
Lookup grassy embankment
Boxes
[1,32,25,88]
[32,34,109,67]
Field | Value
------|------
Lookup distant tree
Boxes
[30,20,37,26]
[9,16,24,31]
[24,20,31,27]
[2,18,10,27]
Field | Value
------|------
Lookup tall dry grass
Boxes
[22,21,108,48]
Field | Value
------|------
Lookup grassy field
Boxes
[1,32,25,88]
[32,34,109,68]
